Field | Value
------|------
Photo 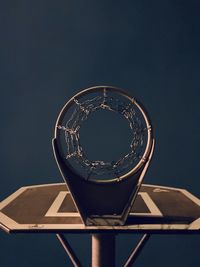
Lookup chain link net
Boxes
[57,88,147,181]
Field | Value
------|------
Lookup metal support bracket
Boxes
[57,233,150,267]
[56,234,83,267]
[123,234,150,267]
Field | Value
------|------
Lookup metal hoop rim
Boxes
[54,85,153,184]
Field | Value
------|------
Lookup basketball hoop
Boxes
[53,86,154,226]
[55,86,152,183]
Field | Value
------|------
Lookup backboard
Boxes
[0,183,200,234]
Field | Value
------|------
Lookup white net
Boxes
[57,88,148,182]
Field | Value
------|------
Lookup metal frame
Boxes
[56,232,150,267]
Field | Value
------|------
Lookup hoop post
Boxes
[92,234,115,267]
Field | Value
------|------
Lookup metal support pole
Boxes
[92,234,115,267]
[124,234,150,267]
[56,234,83,267]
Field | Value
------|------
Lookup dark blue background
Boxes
[0,1,200,266]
